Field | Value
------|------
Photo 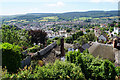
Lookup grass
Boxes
[43,16,58,20]
[79,17,92,20]
[5,19,29,23]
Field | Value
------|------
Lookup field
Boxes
[43,16,58,20]
[4,19,29,23]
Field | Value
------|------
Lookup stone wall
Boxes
[114,48,120,64]
[21,56,31,68]
[21,42,57,68]
[36,42,57,56]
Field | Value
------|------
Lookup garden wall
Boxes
[21,42,57,68]
[21,56,31,68]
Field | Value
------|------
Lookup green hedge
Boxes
[2,60,86,80]
[2,43,22,73]
[65,50,117,80]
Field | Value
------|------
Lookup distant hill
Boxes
[2,10,119,22]
[27,10,118,18]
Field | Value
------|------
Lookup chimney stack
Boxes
[60,37,65,56]
[113,38,118,48]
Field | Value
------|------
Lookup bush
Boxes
[2,43,22,73]
[52,37,59,40]
[34,60,86,79]
[2,60,86,80]
[56,39,60,46]
[65,50,117,80]
[116,66,120,77]
[65,37,73,43]
[47,39,53,45]
[2,25,31,47]
[28,30,47,45]
[26,45,40,53]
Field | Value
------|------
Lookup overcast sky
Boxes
[0,0,119,15]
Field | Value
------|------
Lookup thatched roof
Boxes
[88,42,115,61]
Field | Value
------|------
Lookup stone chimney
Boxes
[113,38,118,48]
[60,37,65,56]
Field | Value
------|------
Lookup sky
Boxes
[0,0,119,15]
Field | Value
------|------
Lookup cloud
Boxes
[48,1,64,7]
[90,0,119,2]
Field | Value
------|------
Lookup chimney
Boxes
[60,37,65,56]
[113,38,118,48]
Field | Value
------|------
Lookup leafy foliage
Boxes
[2,25,31,47]
[2,60,86,80]
[26,45,40,53]
[66,50,117,80]
[28,30,47,45]
[2,43,22,73]
[65,37,73,43]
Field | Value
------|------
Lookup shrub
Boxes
[56,39,60,46]
[26,45,40,53]
[2,60,86,80]
[2,43,22,73]
[65,37,73,43]
[53,37,59,40]
[47,39,53,45]
[28,30,47,45]
[33,60,85,79]
[65,50,117,80]
[2,25,31,47]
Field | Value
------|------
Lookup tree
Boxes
[2,25,31,47]
[85,32,96,41]
[66,28,71,33]
[109,27,114,33]
[28,30,47,45]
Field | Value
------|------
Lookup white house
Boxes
[113,27,120,34]
[98,35,107,42]
[59,30,67,37]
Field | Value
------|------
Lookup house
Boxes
[88,40,120,66]
[98,35,107,42]
[82,43,90,50]
[113,27,120,34]
[112,23,120,35]
[88,42,115,61]
[59,30,67,37]
[100,24,107,28]
[94,28,101,37]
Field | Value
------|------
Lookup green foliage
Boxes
[72,31,83,41]
[109,27,114,33]
[65,50,117,80]
[116,66,120,76]
[2,66,33,79]
[2,25,31,47]
[77,36,88,45]
[2,43,22,73]
[85,32,96,41]
[65,37,73,43]
[47,39,53,45]
[66,28,72,32]
[2,61,86,80]
[56,39,61,46]
[28,29,47,45]
[26,45,40,53]
[52,37,59,40]
[85,29,90,33]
